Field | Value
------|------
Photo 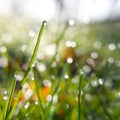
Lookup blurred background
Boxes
[1,0,120,22]
[0,0,120,119]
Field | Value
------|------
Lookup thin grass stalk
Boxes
[78,70,83,120]
[45,64,68,119]
[4,79,16,120]
[98,95,113,120]
[21,21,47,87]
[8,21,46,119]
[48,22,68,67]
[32,68,44,120]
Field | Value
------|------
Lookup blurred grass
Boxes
[0,17,120,119]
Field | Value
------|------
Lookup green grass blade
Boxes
[20,20,47,87]
[32,68,45,120]
[45,64,68,119]
[4,79,16,120]
[8,91,21,120]
[8,21,46,119]
[78,70,84,120]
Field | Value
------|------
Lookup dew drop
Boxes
[104,79,113,88]
[46,95,52,102]
[36,63,46,72]
[43,44,56,56]
[43,21,47,26]
[43,80,51,87]
[53,94,58,104]
[14,108,19,116]
[108,57,115,64]
[3,90,7,95]
[67,57,73,64]
[0,57,8,68]
[35,101,38,105]
[26,113,29,117]
[66,40,77,48]
[24,102,30,109]
[64,74,69,79]
[99,78,104,85]
[14,71,24,81]
[87,58,95,66]
[83,65,91,74]
[22,83,34,100]
[93,41,102,49]
[85,93,92,101]
[91,52,98,59]
[28,30,35,38]
[0,46,7,53]
[115,60,120,67]
[83,18,90,24]
[108,43,116,51]
[66,104,69,109]
[55,55,60,62]
[21,44,27,52]
[68,19,75,26]
[32,63,35,67]
[2,33,12,43]
[3,96,8,100]
[51,61,57,67]
[91,80,98,87]
[72,76,79,84]
[79,70,84,75]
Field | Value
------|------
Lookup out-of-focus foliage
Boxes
[0,17,120,119]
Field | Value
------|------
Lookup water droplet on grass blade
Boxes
[43,20,47,26]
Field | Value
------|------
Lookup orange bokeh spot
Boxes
[32,85,51,102]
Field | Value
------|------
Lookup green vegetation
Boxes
[0,17,120,120]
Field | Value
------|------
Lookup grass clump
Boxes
[0,18,120,120]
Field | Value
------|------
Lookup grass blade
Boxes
[8,21,46,119]
[4,79,16,120]
[45,64,68,119]
[78,70,84,120]
[32,68,45,120]
[20,20,47,87]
